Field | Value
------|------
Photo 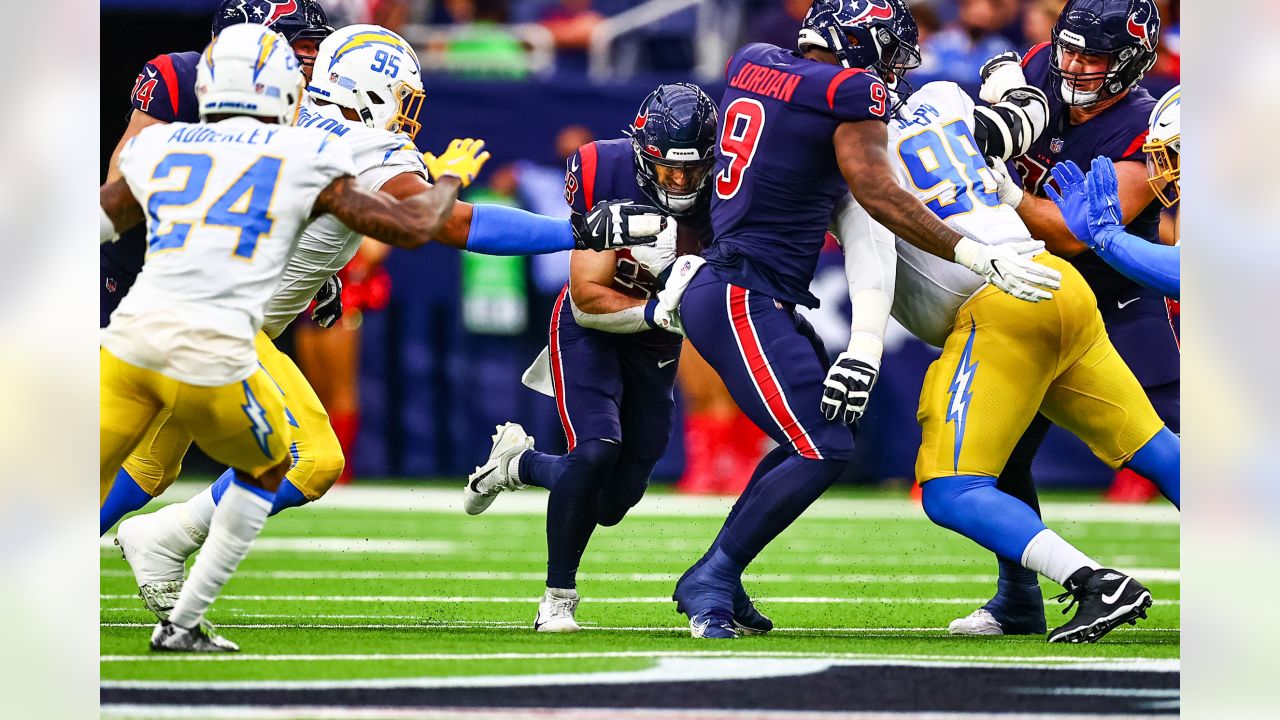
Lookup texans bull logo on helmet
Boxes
[1126,0,1158,52]
[848,0,895,24]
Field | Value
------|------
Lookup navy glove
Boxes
[311,274,343,329]
[572,199,668,251]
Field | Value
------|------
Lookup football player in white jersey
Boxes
[825,71,1181,642]
[102,24,670,630]
[98,23,491,651]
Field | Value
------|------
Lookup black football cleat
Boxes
[1047,568,1152,643]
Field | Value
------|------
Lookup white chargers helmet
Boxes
[307,24,426,139]
[196,22,304,124]
[1144,85,1180,207]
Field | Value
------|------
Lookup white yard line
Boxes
[99,537,455,554]
[99,705,1170,720]
[97,568,1183,583]
[100,593,1181,606]
[99,649,1180,668]
[101,620,1182,634]
[144,482,1180,523]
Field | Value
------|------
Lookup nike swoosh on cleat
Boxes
[468,467,495,493]
[1101,577,1133,605]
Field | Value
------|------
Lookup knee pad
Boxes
[564,439,621,480]
[286,428,346,502]
[121,454,182,497]
[596,461,652,527]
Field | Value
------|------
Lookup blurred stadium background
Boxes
[100,0,1180,492]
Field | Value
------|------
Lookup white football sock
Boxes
[1020,529,1100,585]
[167,481,273,629]
[179,486,217,544]
[506,452,523,483]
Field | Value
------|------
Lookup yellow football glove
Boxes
[423,138,491,188]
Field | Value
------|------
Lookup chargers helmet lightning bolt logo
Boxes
[241,381,276,457]
[945,320,980,473]
[328,29,420,74]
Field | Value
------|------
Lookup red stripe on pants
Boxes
[727,285,822,459]
[548,286,577,450]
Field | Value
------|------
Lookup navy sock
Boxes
[519,450,566,491]
[715,454,843,569]
[100,468,155,536]
[921,475,1047,563]
[992,557,1041,599]
[545,440,619,589]
[693,444,792,570]
[1127,427,1180,508]
[269,479,309,516]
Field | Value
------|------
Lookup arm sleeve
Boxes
[570,297,657,334]
[830,192,897,361]
[1093,228,1181,299]
[466,204,575,255]
[974,86,1049,161]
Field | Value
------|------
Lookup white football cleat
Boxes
[150,619,240,652]
[948,608,1006,636]
[115,506,202,620]
[534,587,581,633]
[464,422,534,516]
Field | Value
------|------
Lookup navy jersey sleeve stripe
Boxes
[826,68,866,111]
[150,54,182,118]
[1022,42,1050,68]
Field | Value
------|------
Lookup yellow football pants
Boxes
[118,332,345,502]
[100,346,291,505]
[916,254,1165,482]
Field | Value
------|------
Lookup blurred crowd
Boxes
[321,0,1180,81]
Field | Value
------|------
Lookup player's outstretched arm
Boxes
[835,120,1061,303]
[998,159,1156,257]
[100,178,143,243]
[1047,157,1180,298]
[316,175,464,249]
[106,110,166,184]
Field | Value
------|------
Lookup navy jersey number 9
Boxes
[898,119,999,220]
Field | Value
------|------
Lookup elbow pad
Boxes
[974,86,1049,161]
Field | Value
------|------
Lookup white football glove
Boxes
[978,51,1026,104]
[987,157,1025,209]
[821,351,880,425]
[572,200,668,251]
[628,219,678,279]
[954,237,1061,303]
[651,254,706,337]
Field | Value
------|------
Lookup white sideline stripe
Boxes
[100,620,1182,634]
[147,481,1180,523]
[99,707,1171,720]
[98,650,1180,668]
[97,568,1182,583]
[100,593,1182,606]
[98,536,455,554]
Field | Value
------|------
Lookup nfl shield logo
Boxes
[1050,138,1064,153]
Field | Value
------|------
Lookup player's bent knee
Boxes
[566,439,622,478]
[251,457,292,494]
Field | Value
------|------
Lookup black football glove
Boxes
[572,199,668,252]
[821,352,880,426]
[311,274,343,329]
[979,51,1022,83]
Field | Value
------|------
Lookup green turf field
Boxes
[100,482,1179,686]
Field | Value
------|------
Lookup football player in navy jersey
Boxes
[102,0,335,329]
[460,84,769,633]
[951,0,1180,637]
[664,0,1063,639]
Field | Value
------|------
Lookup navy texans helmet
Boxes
[213,1,335,66]
[627,83,718,216]
[798,0,921,102]
[1050,0,1160,106]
